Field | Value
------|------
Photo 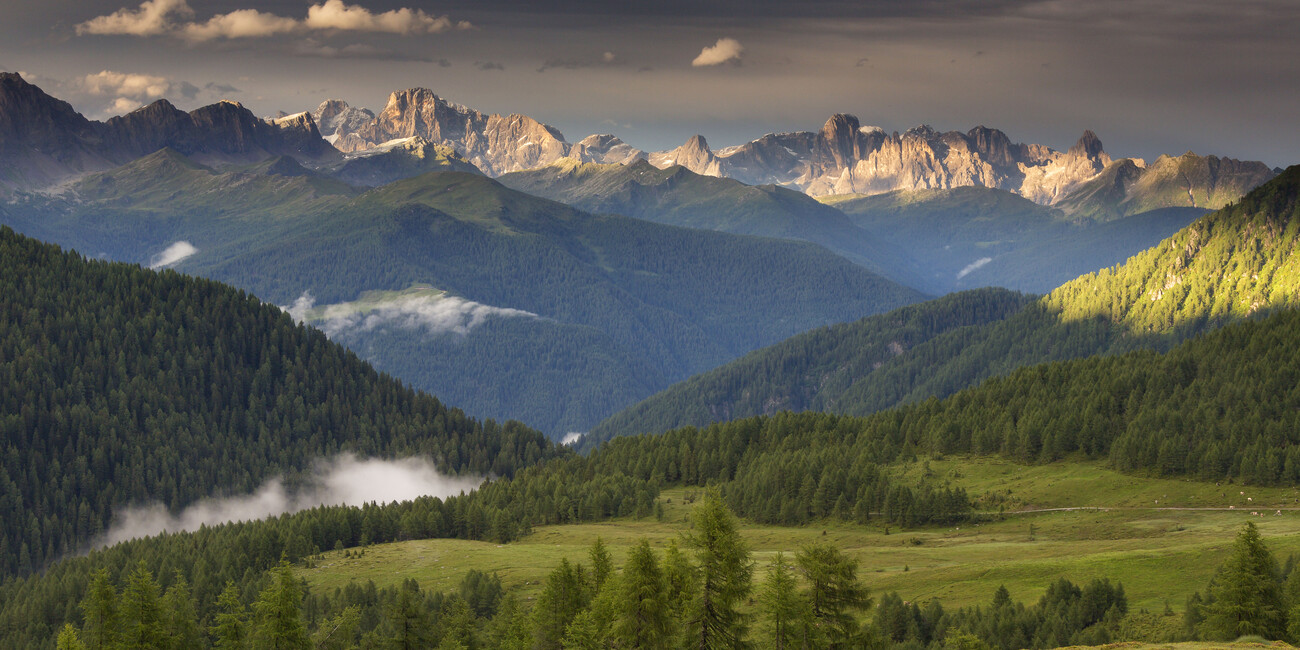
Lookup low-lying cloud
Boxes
[96,454,481,548]
[287,289,538,338]
[77,0,473,42]
[148,241,197,269]
[561,432,584,446]
[956,256,993,279]
[692,37,744,67]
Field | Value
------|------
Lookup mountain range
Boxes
[0,147,922,436]
[584,165,1300,445]
[310,86,1276,215]
[0,71,1287,436]
[0,70,1276,223]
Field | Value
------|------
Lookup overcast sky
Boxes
[2,0,1296,167]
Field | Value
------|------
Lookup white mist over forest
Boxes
[95,454,482,548]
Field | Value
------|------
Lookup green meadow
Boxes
[298,457,1300,616]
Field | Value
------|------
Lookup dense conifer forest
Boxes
[0,226,561,576]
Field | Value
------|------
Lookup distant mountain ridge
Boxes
[497,157,929,288]
[315,87,1275,213]
[313,89,645,175]
[0,72,336,191]
[0,71,1275,217]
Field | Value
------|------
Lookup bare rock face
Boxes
[332,87,574,175]
[327,135,482,186]
[1016,131,1113,204]
[1055,151,1277,220]
[569,134,647,165]
[649,134,723,176]
[104,100,337,165]
[312,99,375,152]
[0,72,113,189]
[647,115,1123,209]
[476,113,570,174]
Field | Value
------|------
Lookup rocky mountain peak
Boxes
[649,134,721,176]
[903,124,939,141]
[819,113,864,167]
[0,72,99,152]
[966,126,1018,168]
[820,113,861,140]
[569,134,647,165]
[1068,130,1105,159]
[682,134,712,156]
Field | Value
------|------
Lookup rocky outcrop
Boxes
[1056,152,1277,220]
[649,135,723,176]
[322,87,575,175]
[0,72,115,189]
[311,99,375,153]
[318,90,652,172]
[569,134,646,165]
[103,100,337,165]
[647,114,1121,208]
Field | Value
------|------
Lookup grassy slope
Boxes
[297,459,1300,615]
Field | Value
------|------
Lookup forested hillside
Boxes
[0,226,560,576]
[584,288,1035,449]
[9,295,1300,645]
[596,165,1300,440]
[0,158,924,435]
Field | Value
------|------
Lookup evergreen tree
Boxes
[590,537,614,593]
[436,596,476,650]
[685,491,754,649]
[1200,522,1286,640]
[251,561,310,650]
[612,540,674,649]
[56,623,85,650]
[562,610,605,650]
[79,568,119,650]
[532,557,588,650]
[120,561,167,650]
[162,571,201,650]
[212,581,249,650]
[484,594,532,650]
[309,605,360,650]
[759,552,805,650]
[796,543,871,648]
[385,580,435,650]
